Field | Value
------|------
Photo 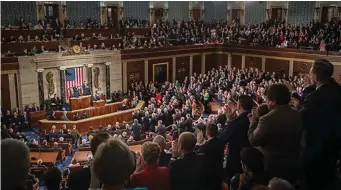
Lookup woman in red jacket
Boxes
[156,91,162,104]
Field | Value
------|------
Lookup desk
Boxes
[129,145,141,153]
[209,102,224,114]
[63,28,114,38]
[70,38,148,48]
[40,101,145,132]
[29,152,58,164]
[93,100,105,107]
[73,151,91,163]
[30,110,47,122]
[54,99,124,120]
[70,96,91,110]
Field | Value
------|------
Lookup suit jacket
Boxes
[31,106,40,112]
[159,150,172,167]
[248,105,303,178]
[169,152,207,190]
[130,164,170,190]
[301,79,341,156]
[196,137,225,190]
[219,111,251,176]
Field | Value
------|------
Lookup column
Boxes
[189,55,193,77]
[105,62,111,99]
[144,60,149,84]
[242,55,245,69]
[86,64,93,95]
[261,57,266,72]
[8,74,18,109]
[122,62,127,92]
[37,68,44,107]
[201,54,206,74]
[227,53,232,69]
[59,67,66,103]
[172,57,176,82]
[289,60,294,77]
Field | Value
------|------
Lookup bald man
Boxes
[153,135,171,167]
[169,132,207,190]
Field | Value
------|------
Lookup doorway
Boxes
[192,9,201,21]
[321,6,329,23]
[44,4,59,20]
[271,8,283,22]
[107,6,118,29]
[231,9,240,24]
[154,8,164,24]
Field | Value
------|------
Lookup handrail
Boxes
[39,101,144,125]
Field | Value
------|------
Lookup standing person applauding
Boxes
[130,142,170,190]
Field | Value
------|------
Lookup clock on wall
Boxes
[72,45,81,54]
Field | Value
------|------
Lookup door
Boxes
[107,6,118,29]
[271,8,282,22]
[154,8,164,24]
[192,9,201,21]
[232,9,240,24]
[321,7,329,23]
[1,74,11,111]
[128,72,141,89]
[45,4,59,20]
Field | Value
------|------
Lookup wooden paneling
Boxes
[232,55,242,69]
[176,56,190,81]
[127,60,144,88]
[216,54,228,69]
[148,58,173,83]
[193,55,202,75]
[1,74,11,110]
[205,54,217,72]
[245,56,262,70]
[39,101,144,133]
[2,41,59,53]
[265,58,289,76]
[293,61,312,75]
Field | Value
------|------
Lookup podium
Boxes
[70,96,91,110]
[93,100,105,108]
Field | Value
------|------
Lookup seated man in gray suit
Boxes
[61,111,70,121]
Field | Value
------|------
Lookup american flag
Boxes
[65,67,84,100]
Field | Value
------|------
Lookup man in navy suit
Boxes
[301,59,341,190]
[219,95,253,179]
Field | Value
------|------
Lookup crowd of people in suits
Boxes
[2,58,341,190]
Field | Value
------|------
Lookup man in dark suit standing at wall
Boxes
[301,59,341,190]
[219,95,253,179]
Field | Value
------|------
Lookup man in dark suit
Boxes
[219,95,253,178]
[31,103,40,112]
[300,59,341,190]
[169,132,207,190]
[131,119,142,141]
[67,132,111,190]
[248,83,303,184]
[197,124,225,190]
[185,114,193,132]
[153,135,171,167]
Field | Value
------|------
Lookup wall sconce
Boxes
[189,10,193,17]
[315,7,320,14]
[283,8,288,16]
[119,7,124,16]
[38,4,43,12]
[202,9,205,16]
[164,8,169,15]
[240,9,244,15]
[226,9,230,16]
[62,5,67,13]
[149,8,154,16]
[101,7,106,14]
